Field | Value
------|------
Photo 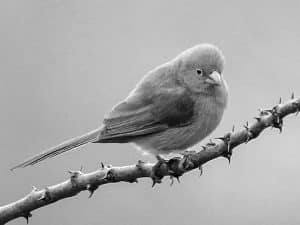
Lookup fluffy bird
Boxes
[11,44,229,170]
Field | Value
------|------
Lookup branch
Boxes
[1,96,300,224]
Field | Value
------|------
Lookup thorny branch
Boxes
[0,96,300,224]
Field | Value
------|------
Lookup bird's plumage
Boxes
[11,43,229,170]
[98,70,195,142]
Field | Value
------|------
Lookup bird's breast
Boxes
[187,96,226,144]
[133,94,226,155]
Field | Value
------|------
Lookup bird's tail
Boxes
[11,127,102,170]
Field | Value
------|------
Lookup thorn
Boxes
[151,177,162,188]
[199,166,203,176]
[169,175,180,186]
[254,116,261,121]
[291,92,295,99]
[23,212,32,224]
[136,160,145,170]
[156,154,166,162]
[259,108,272,116]
[80,165,83,172]
[100,162,105,169]
[88,190,94,198]
[31,186,38,192]
[232,125,235,133]
[279,97,282,104]
[86,184,94,198]
[245,136,250,144]
[170,176,174,186]
[243,121,249,129]
[68,170,83,179]
[86,184,98,198]
[225,154,231,164]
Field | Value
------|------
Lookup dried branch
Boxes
[0,96,299,224]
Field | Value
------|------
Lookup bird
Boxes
[11,43,229,170]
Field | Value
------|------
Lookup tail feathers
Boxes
[11,128,102,170]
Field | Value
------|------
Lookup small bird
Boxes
[11,44,229,170]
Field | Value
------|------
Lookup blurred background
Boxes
[1,0,300,224]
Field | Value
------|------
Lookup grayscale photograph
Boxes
[0,1,300,225]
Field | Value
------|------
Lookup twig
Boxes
[0,96,299,224]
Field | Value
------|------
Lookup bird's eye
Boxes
[196,68,203,76]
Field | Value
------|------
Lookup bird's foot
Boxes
[151,155,168,187]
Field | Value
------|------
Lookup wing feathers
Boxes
[97,87,195,142]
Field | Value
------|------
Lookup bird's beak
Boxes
[205,71,221,85]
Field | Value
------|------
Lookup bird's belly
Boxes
[133,107,224,156]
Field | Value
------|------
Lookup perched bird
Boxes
[11,44,229,170]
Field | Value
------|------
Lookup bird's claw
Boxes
[271,106,283,133]
[151,155,168,187]
[169,175,181,186]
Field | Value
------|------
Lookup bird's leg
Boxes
[151,154,189,186]
[166,156,185,184]
[151,155,168,187]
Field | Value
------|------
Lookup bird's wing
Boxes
[98,85,195,142]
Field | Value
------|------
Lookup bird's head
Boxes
[175,44,227,96]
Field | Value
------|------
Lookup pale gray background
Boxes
[1,1,300,225]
